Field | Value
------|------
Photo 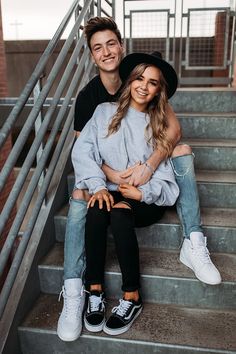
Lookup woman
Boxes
[72,51,179,336]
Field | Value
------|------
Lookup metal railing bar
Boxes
[94,0,112,17]
[228,10,236,84]
[0,0,80,149]
[100,8,111,17]
[96,0,101,16]
[0,1,92,193]
[0,58,94,317]
[0,34,88,242]
[103,0,112,6]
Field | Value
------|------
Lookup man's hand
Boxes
[102,163,140,185]
[121,163,153,187]
[118,184,142,201]
[87,189,114,211]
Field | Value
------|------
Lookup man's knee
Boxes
[171,144,192,158]
[72,189,90,201]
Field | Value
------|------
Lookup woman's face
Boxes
[130,65,161,112]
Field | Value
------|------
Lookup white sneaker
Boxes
[57,278,85,341]
[180,232,222,285]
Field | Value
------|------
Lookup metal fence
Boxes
[123,0,236,86]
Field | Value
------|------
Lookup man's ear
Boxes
[121,42,126,57]
[90,52,98,67]
[90,52,95,63]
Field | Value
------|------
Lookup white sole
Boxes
[84,317,105,332]
[180,253,221,285]
[57,329,81,342]
[103,307,142,336]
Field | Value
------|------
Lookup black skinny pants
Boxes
[85,191,166,292]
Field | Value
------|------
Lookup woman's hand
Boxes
[102,162,141,185]
[118,184,142,201]
[121,163,153,187]
[87,189,114,211]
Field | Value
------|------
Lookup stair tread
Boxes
[39,243,236,282]
[19,293,236,351]
[177,112,236,118]
[183,138,236,147]
[196,170,236,183]
[68,169,236,182]
[56,205,236,229]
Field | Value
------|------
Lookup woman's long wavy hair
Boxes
[107,64,173,158]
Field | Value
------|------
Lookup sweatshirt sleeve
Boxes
[71,108,107,195]
[138,160,179,206]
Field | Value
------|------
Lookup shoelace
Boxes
[192,239,212,264]
[58,286,83,318]
[112,299,132,317]
[86,292,105,312]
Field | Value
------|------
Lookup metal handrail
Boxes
[0,0,80,148]
[0,0,114,321]
[0,39,89,276]
[0,53,93,317]
[0,1,91,193]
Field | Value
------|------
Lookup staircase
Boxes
[17,89,236,354]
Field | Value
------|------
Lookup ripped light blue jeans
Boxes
[64,153,203,280]
[63,198,87,280]
[170,153,203,238]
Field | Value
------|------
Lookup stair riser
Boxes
[18,331,235,354]
[66,176,236,208]
[170,90,236,113]
[198,183,236,208]
[192,147,236,171]
[106,274,236,310]
[179,116,236,139]
[38,267,236,310]
[54,217,236,253]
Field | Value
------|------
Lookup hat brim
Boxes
[119,53,178,98]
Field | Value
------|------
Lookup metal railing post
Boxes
[33,75,45,194]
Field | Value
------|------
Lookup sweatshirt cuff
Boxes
[92,185,108,194]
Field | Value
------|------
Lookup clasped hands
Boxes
[88,162,153,210]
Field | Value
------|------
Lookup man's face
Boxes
[90,30,124,73]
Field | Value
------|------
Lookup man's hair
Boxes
[84,16,122,50]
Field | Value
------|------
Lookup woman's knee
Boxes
[171,144,192,158]
[110,205,133,227]
[113,202,131,210]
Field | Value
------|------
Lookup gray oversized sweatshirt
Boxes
[72,102,179,206]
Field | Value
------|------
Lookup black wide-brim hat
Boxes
[119,51,178,98]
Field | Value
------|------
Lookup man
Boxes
[57,16,221,342]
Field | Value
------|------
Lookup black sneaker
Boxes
[103,297,143,335]
[84,291,106,332]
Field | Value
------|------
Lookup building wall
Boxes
[4,39,73,97]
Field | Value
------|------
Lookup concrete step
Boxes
[18,293,236,354]
[54,205,236,253]
[178,113,236,139]
[183,139,236,171]
[196,170,236,208]
[67,170,236,208]
[38,243,236,310]
[170,88,236,113]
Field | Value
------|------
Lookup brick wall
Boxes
[0,1,16,289]
[0,2,7,96]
